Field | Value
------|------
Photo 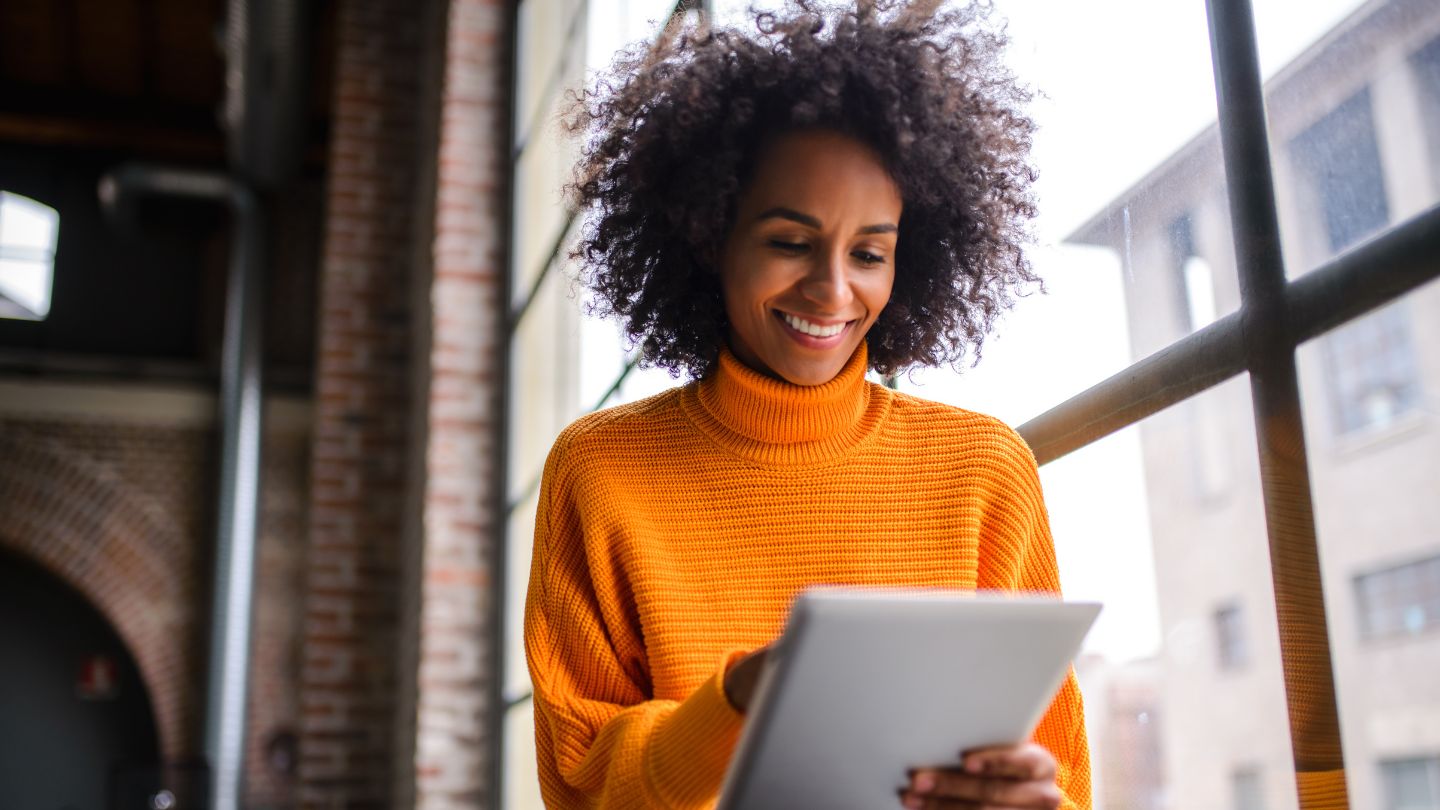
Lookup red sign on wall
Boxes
[76,654,119,700]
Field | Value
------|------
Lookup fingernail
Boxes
[965,757,984,774]
[912,772,935,792]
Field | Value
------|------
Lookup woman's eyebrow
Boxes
[754,206,897,235]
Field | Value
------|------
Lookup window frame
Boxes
[495,1,1440,808]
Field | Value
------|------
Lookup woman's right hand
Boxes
[722,645,771,713]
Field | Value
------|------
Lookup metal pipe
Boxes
[99,165,265,810]
[1018,309,1247,464]
[1206,1,1349,807]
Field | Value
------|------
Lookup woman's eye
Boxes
[853,251,885,265]
[768,240,808,253]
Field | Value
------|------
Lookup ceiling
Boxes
[0,0,333,166]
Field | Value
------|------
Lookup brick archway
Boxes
[0,428,198,760]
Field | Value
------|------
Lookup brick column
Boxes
[301,0,427,804]
[413,0,509,806]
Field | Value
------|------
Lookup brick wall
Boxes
[0,408,310,808]
[300,0,430,803]
[0,419,207,761]
[413,0,509,805]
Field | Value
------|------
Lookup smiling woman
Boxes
[522,2,1090,809]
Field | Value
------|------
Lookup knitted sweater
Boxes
[524,343,1091,809]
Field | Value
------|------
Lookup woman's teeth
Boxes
[781,313,846,338]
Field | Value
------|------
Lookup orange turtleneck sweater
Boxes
[524,344,1091,809]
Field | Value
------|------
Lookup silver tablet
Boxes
[716,588,1100,810]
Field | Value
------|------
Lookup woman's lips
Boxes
[775,310,853,346]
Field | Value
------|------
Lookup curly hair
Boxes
[566,0,1039,378]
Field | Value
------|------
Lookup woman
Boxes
[524,2,1089,808]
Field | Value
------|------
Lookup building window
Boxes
[1232,766,1265,810]
[1382,757,1440,810]
[1320,302,1422,436]
[1167,213,1217,334]
[1215,604,1249,670]
[0,191,59,321]
[1290,87,1390,255]
[1413,34,1440,193]
[1290,88,1420,436]
[1355,555,1440,641]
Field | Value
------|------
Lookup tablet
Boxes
[716,588,1100,810]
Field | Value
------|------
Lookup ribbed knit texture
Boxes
[525,343,1092,809]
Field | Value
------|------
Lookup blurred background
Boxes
[0,0,1437,807]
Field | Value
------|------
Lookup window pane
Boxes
[1297,275,1440,809]
[515,0,586,148]
[1382,757,1440,810]
[880,0,1237,423]
[511,90,581,308]
[0,191,59,320]
[1035,379,1298,810]
[509,266,581,504]
[1257,0,1440,275]
[504,699,545,810]
[504,486,541,701]
[1234,766,1267,810]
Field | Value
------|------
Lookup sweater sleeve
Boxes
[524,437,746,810]
[975,425,1094,810]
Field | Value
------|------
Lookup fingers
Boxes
[961,743,1057,782]
[899,773,1061,810]
[898,744,1061,810]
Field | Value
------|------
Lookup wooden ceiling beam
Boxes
[0,112,224,161]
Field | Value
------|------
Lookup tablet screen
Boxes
[717,588,1100,810]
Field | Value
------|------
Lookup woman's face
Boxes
[718,129,902,386]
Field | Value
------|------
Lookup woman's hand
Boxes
[899,743,1062,810]
[721,645,771,713]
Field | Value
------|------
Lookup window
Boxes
[1290,89,1420,436]
[1214,603,1249,670]
[1320,302,1421,436]
[0,191,59,321]
[1354,555,1440,641]
[1231,766,1265,810]
[1413,34,1440,193]
[1290,88,1390,255]
[1382,757,1440,810]
[1168,214,1218,334]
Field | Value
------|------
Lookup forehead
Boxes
[739,130,902,220]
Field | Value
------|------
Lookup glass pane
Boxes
[505,486,541,701]
[0,192,58,320]
[1297,276,1440,810]
[515,0,586,148]
[1050,378,1298,810]
[585,0,679,70]
[1257,0,1440,276]
[0,192,59,252]
[504,700,545,810]
[509,266,582,504]
[511,89,581,308]
[847,0,1238,423]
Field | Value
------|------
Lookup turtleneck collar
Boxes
[680,341,892,466]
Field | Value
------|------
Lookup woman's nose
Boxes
[800,250,853,310]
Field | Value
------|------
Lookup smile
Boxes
[779,312,849,338]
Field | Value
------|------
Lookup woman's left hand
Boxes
[898,743,1062,809]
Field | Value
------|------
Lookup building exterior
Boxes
[1069,0,1440,807]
